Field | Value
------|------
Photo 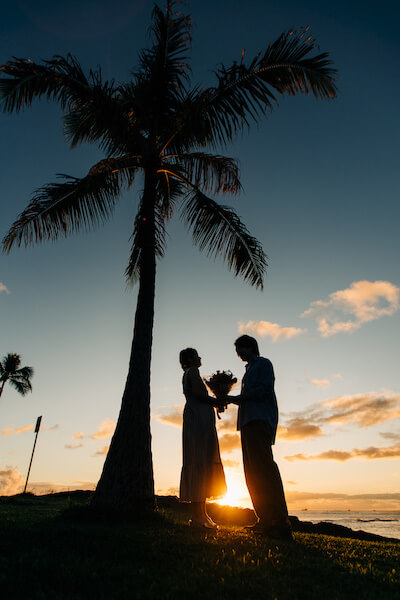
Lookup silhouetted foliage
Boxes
[0,353,33,398]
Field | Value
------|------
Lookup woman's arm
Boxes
[187,368,217,406]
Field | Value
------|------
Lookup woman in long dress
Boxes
[179,347,227,528]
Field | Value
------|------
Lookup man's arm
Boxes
[242,359,275,403]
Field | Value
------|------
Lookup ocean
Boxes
[290,510,400,540]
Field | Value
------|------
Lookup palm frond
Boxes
[164,152,241,195]
[2,353,21,374]
[173,29,337,148]
[0,54,103,113]
[2,157,141,252]
[125,201,167,284]
[143,0,192,89]
[63,82,136,155]
[181,189,267,289]
[155,170,185,220]
[9,377,32,396]
[15,366,34,380]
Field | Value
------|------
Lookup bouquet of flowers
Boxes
[204,370,237,418]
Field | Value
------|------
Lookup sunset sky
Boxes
[1,0,399,511]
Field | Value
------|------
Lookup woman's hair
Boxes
[234,335,260,356]
[179,347,198,369]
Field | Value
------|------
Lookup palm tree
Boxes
[0,353,33,399]
[0,1,337,512]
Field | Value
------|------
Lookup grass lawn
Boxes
[0,492,399,599]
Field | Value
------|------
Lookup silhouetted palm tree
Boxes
[0,1,337,511]
[0,353,33,399]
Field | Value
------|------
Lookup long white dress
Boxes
[179,369,227,502]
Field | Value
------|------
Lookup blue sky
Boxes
[1,0,399,509]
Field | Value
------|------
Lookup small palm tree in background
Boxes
[0,1,337,512]
[0,353,33,399]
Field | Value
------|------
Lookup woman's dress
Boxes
[180,369,227,502]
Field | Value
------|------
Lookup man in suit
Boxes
[229,334,292,541]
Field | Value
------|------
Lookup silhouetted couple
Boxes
[179,334,292,541]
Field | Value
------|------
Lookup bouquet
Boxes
[204,370,237,418]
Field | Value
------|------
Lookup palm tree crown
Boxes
[0,353,34,398]
[0,1,337,511]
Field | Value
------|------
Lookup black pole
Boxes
[24,416,42,494]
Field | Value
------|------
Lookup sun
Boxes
[220,477,249,508]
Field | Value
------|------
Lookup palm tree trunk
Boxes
[92,171,157,513]
[0,379,6,397]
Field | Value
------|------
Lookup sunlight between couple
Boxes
[179,334,293,542]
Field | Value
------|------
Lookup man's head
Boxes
[234,335,260,362]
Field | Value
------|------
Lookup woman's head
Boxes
[179,348,201,370]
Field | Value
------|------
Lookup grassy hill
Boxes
[0,492,399,599]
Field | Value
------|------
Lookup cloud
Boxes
[309,379,330,388]
[285,441,400,462]
[73,431,84,439]
[65,443,83,450]
[0,466,24,495]
[1,424,34,436]
[280,392,400,441]
[380,431,400,442]
[277,418,324,441]
[153,405,183,428]
[0,282,10,295]
[222,459,240,469]
[238,320,306,342]
[156,486,179,496]
[322,393,400,428]
[43,424,59,432]
[27,481,96,494]
[93,445,109,457]
[286,490,400,511]
[302,280,400,337]
[216,409,237,433]
[219,433,241,453]
[90,419,116,439]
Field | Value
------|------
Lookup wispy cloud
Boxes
[285,441,400,462]
[309,378,330,388]
[153,405,183,428]
[27,481,96,494]
[286,490,400,511]
[1,424,34,436]
[65,443,83,450]
[93,445,109,457]
[280,392,400,442]
[90,419,116,439]
[73,431,84,439]
[222,459,240,469]
[156,486,179,496]
[321,393,400,428]
[302,280,400,337]
[43,424,59,432]
[380,431,400,442]
[0,466,24,495]
[277,418,324,441]
[238,320,306,342]
[0,282,10,295]
[219,433,241,453]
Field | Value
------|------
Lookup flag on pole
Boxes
[34,416,42,433]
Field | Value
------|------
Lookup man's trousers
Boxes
[241,419,289,527]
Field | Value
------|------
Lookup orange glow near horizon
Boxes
[218,474,250,508]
